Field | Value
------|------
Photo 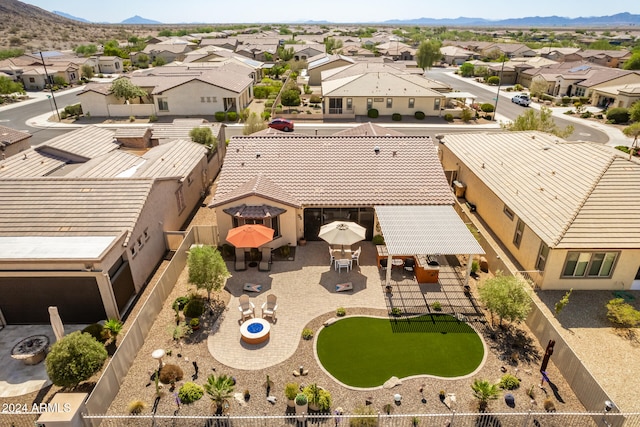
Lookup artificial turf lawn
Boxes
[316,314,484,388]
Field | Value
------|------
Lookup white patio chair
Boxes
[336,258,350,273]
[351,247,362,266]
[261,294,278,321]
[329,247,335,265]
[238,294,255,322]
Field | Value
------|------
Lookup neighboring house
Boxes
[180,46,264,83]
[235,43,278,62]
[439,131,640,291]
[20,62,80,90]
[131,42,197,65]
[336,43,377,58]
[209,131,457,248]
[321,64,450,118]
[97,56,123,74]
[0,125,220,324]
[480,43,536,59]
[590,83,640,109]
[200,37,239,51]
[291,44,326,61]
[575,49,633,69]
[535,47,582,62]
[440,46,478,66]
[0,125,31,159]
[77,65,254,117]
[307,54,356,85]
[376,41,415,61]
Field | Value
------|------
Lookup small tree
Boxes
[478,272,531,327]
[416,39,442,71]
[623,122,640,159]
[187,245,230,302]
[189,127,216,149]
[45,331,108,388]
[281,89,301,107]
[204,374,235,415]
[554,288,573,317]
[502,106,574,138]
[110,78,148,103]
[0,76,25,95]
[243,112,267,135]
[459,62,475,77]
[325,37,344,54]
[81,64,95,79]
[529,77,549,98]
[276,46,295,62]
[629,101,640,123]
[471,379,500,411]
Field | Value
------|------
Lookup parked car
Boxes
[268,118,294,132]
[511,94,531,107]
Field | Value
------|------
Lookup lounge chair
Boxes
[238,294,255,322]
[261,294,278,321]
[235,248,246,271]
[259,247,272,271]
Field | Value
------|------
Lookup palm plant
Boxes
[204,374,235,414]
[471,379,500,411]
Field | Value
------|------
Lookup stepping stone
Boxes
[336,282,353,292]
[383,376,402,389]
[243,283,262,292]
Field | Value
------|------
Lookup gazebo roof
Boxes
[374,205,484,255]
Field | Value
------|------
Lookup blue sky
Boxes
[21,0,640,24]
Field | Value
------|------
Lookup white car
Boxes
[512,94,531,107]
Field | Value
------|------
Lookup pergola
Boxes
[374,205,484,286]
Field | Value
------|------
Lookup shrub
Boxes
[178,382,204,404]
[564,110,575,115]
[127,400,146,414]
[184,297,205,318]
[226,111,238,121]
[561,96,571,106]
[514,84,524,91]
[149,114,158,122]
[214,111,226,122]
[253,86,271,99]
[350,405,377,427]
[279,244,291,258]
[261,111,271,121]
[336,307,346,317]
[281,89,301,106]
[499,374,520,390]
[285,383,299,400]
[82,323,107,343]
[414,111,425,119]
[302,328,314,340]
[295,393,308,405]
[606,107,630,124]
[371,234,385,245]
[102,318,123,342]
[543,398,556,412]
[159,364,184,384]
[431,301,442,311]
[264,100,274,108]
[64,104,83,117]
[59,111,68,120]
[128,115,136,122]
[461,108,474,122]
[505,87,513,92]
[45,331,108,388]
[480,103,495,113]
[444,113,454,122]
[172,296,190,311]
[367,109,379,118]
[189,317,200,328]
[310,95,322,104]
[487,76,500,85]
[606,298,640,328]
[391,307,402,316]
[581,111,593,118]
[471,260,480,274]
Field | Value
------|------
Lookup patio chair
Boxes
[235,248,246,271]
[238,294,255,322]
[351,247,362,266]
[404,257,415,273]
[329,247,335,265]
[261,294,278,321]
[259,247,271,271]
[379,258,388,271]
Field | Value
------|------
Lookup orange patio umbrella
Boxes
[226,224,275,248]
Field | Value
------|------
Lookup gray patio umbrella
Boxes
[318,221,366,247]
[48,306,64,342]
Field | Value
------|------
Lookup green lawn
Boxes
[316,315,484,388]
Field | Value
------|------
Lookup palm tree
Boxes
[471,379,500,411]
[204,374,235,415]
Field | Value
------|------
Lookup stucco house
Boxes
[307,54,356,85]
[440,46,478,66]
[0,125,31,159]
[0,125,221,325]
[439,131,640,291]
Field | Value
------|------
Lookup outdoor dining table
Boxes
[332,249,352,260]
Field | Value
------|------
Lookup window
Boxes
[230,215,281,238]
[70,72,76,80]
[503,206,514,220]
[143,228,150,241]
[29,77,35,83]
[130,246,137,258]
[207,97,211,103]
[346,98,352,110]
[187,173,193,186]
[200,97,205,103]
[367,98,373,110]
[513,219,525,248]
[115,62,120,69]
[175,186,186,213]
[157,97,169,111]
[137,236,144,249]
[536,243,549,271]
[408,98,415,108]
[434,98,441,110]
[386,98,393,108]
[562,252,618,278]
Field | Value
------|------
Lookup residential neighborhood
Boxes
[1,4,640,426]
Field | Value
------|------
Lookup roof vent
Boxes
[256,152,261,158]
[392,151,397,157]
[241,162,245,166]
[543,145,551,150]
[374,146,380,154]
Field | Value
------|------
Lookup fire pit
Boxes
[240,318,270,345]
[11,335,50,365]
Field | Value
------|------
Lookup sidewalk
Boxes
[444,70,633,147]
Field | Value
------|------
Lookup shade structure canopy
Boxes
[226,224,274,248]
[318,221,367,246]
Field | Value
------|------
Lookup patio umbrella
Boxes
[318,221,366,247]
[226,224,275,248]
[48,306,64,342]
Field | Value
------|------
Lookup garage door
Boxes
[0,276,106,324]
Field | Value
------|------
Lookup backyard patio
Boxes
[103,240,586,418]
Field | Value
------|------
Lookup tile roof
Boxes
[441,131,640,248]
[212,136,454,207]
[322,72,445,98]
[334,122,405,136]
[136,139,207,179]
[39,126,119,160]
[211,174,301,208]
[0,148,68,178]
[151,121,223,141]
[0,125,31,146]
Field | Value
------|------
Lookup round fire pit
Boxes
[240,318,270,345]
[11,335,49,365]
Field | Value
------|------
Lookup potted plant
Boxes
[295,393,308,417]
[189,317,200,331]
[102,318,123,343]
[285,383,299,407]
[304,384,322,411]
[439,390,446,401]
[298,237,307,246]
[243,389,250,401]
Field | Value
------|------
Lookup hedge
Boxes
[214,111,226,122]
[487,76,500,85]
[253,86,270,99]
[368,109,379,118]
[444,113,454,122]
[480,103,495,113]
[414,111,425,119]
[226,111,238,121]
[606,107,629,124]
[391,113,402,121]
